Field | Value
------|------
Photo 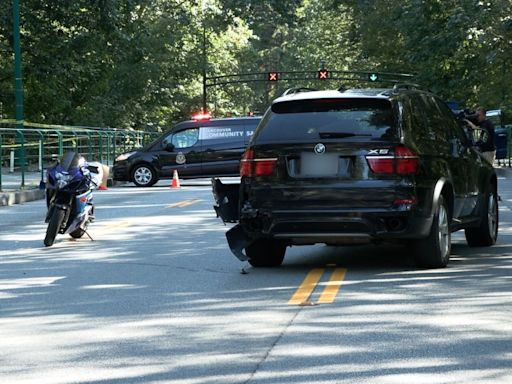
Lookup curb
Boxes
[0,188,46,207]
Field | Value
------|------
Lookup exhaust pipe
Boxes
[386,217,405,231]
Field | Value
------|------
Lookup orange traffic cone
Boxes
[171,169,181,188]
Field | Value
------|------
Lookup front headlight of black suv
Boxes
[115,152,136,162]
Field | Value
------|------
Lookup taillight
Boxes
[240,149,254,177]
[366,146,419,175]
[240,148,277,177]
[393,197,418,205]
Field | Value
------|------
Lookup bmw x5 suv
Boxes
[212,85,498,268]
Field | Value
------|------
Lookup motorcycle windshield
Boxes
[61,152,82,172]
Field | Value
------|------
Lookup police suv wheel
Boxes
[132,164,157,187]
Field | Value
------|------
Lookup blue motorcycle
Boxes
[44,152,102,247]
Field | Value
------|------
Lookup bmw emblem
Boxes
[314,143,326,155]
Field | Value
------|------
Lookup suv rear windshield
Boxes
[254,98,397,142]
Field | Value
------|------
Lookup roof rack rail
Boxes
[281,87,317,96]
[392,83,422,92]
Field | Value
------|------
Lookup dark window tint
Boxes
[433,97,469,143]
[407,94,449,153]
[254,98,397,142]
[171,128,199,149]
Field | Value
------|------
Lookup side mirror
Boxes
[163,141,175,151]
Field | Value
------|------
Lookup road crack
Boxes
[242,308,303,384]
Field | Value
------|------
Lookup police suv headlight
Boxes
[116,152,136,162]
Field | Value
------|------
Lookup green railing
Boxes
[0,121,160,191]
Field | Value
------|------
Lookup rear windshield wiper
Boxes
[319,132,372,139]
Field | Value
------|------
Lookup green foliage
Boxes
[0,0,510,129]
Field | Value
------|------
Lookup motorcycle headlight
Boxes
[55,172,72,189]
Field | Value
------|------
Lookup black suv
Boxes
[213,85,498,268]
[113,116,261,186]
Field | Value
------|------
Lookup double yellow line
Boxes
[288,267,347,305]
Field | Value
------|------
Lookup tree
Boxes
[1,0,510,129]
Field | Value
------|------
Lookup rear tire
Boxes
[246,239,286,267]
[44,209,65,247]
[132,164,157,187]
[465,185,498,246]
[413,195,451,268]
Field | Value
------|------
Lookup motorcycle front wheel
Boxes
[44,209,65,246]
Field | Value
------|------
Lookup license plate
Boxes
[300,153,350,177]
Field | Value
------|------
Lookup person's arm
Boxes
[464,119,478,130]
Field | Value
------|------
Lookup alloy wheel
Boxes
[437,203,450,259]
[134,167,153,186]
[487,192,498,239]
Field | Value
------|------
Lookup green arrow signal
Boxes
[368,73,379,82]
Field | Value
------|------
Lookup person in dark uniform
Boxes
[465,107,496,165]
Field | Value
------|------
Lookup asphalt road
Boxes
[0,176,511,384]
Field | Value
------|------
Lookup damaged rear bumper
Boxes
[212,178,251,261]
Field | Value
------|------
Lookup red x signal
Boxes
[318,70,329,80]
[267,72,279,81]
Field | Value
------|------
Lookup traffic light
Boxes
[318,69,329,80]
[368,73,379,82]
[267,72,279,81]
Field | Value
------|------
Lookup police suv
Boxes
[113,115,261,187]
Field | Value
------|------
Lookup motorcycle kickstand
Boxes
[84,229,94,241]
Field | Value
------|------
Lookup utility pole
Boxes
[202,23,207,113]
[12,0,26,184]
[201,0,208,113]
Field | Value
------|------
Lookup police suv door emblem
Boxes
[176,152,186,164]
[314,143,326,154]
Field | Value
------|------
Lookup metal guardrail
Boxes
[0,121,159,191]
